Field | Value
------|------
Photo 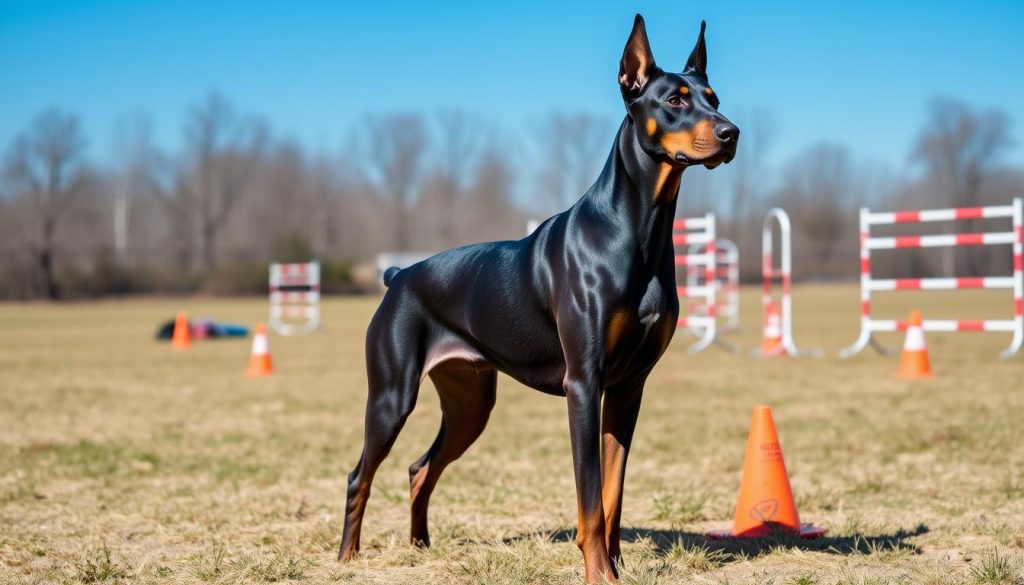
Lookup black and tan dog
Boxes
[339,14,738,583]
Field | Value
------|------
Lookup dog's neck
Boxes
[579,116,684,266]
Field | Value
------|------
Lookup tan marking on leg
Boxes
[605,309,630,351]
[601,432,625,523]
[576,501,588,549]
[409,463,430,505]
[601,431,626,562]
[577,501,616,583]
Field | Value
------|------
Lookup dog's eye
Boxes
[666,95,686,108]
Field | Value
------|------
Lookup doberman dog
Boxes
[338,14,738,583]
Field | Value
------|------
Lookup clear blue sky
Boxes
[2,0,1023,169]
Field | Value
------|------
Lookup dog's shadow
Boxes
[504,524,928,562]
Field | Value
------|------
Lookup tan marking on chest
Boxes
[656,315,675,353]
[653,163,681,204]
[605,309,630,351]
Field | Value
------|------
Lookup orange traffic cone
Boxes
[245,323,274,377]
[171,311,191,351]
[709,406,825,539]
[761,302,784,357]
[896,309,931,379]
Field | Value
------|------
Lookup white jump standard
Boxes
[673,214,736,354]
[840,198,1023,360]
[761,208,821,357]
[269,262,321,336]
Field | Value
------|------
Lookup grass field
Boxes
[1,285,1023,584]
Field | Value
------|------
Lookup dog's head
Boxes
[619,15,738,169]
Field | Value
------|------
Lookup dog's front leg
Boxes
[601,379,645,567]
[565,375,617,584]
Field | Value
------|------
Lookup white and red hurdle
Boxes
[686,238,739,332]
[269,262,321,336]
[673,214,736,353]
[840,198,1023,360]
[762,208,821,357]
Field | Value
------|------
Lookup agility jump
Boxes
[687,237,739,332]
[761,208,821,357]
[269,262,321,336]
[673,214,736,353]
[840,198,1023,360]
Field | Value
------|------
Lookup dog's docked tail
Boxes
[382,266,401,287]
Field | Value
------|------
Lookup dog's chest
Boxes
[637,273,670,328]
[607,274,678,364]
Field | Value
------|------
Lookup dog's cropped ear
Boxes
[683,20,708,79]
[619,14,656,99]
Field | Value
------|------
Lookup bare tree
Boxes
[3,109,88,299]
[533,112,611,211]
[356,114,428,251]
[181,94,267,269]
[432,110,481,247]
[461,139,525,244]
[725,109,774,260]
[775,143,857,277]
[109,113,160,265]
[308,154,339,258]
[912,98,1013,275]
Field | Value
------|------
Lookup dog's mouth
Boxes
[670,143,736,169]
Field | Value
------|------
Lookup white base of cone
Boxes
[707,523,827,540]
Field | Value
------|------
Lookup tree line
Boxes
[0,95,1019,299]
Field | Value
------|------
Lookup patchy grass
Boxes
[0,286,1022,584]
[67,543,131,583]
[968,549,1023,585]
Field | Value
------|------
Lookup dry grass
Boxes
[1,285,1022,584]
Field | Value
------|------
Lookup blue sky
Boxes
[2,0,1023,170]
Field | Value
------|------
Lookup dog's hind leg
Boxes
[338,313,425,561]
[408,359,497,547]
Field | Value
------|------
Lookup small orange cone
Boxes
[245,323,274,377]
[171,311,191,351]
[709,406,825,539]
[761,302,785,357]
[896,309,931,379]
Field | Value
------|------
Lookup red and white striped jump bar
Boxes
[271,305,319,319]
[672,233,712,246]
[866,277,1016,291]
[673,217,712,230]
[672,216,714,246]
[676,285,714,298]
[677,315,715,328]
[673,253,713,266]
[869,319,1017,332]
[867,232,1015,249]
[866,204,1016,225]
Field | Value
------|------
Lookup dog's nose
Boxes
[713,123,739,143]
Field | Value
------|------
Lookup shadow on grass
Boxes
[505,523,928,561]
